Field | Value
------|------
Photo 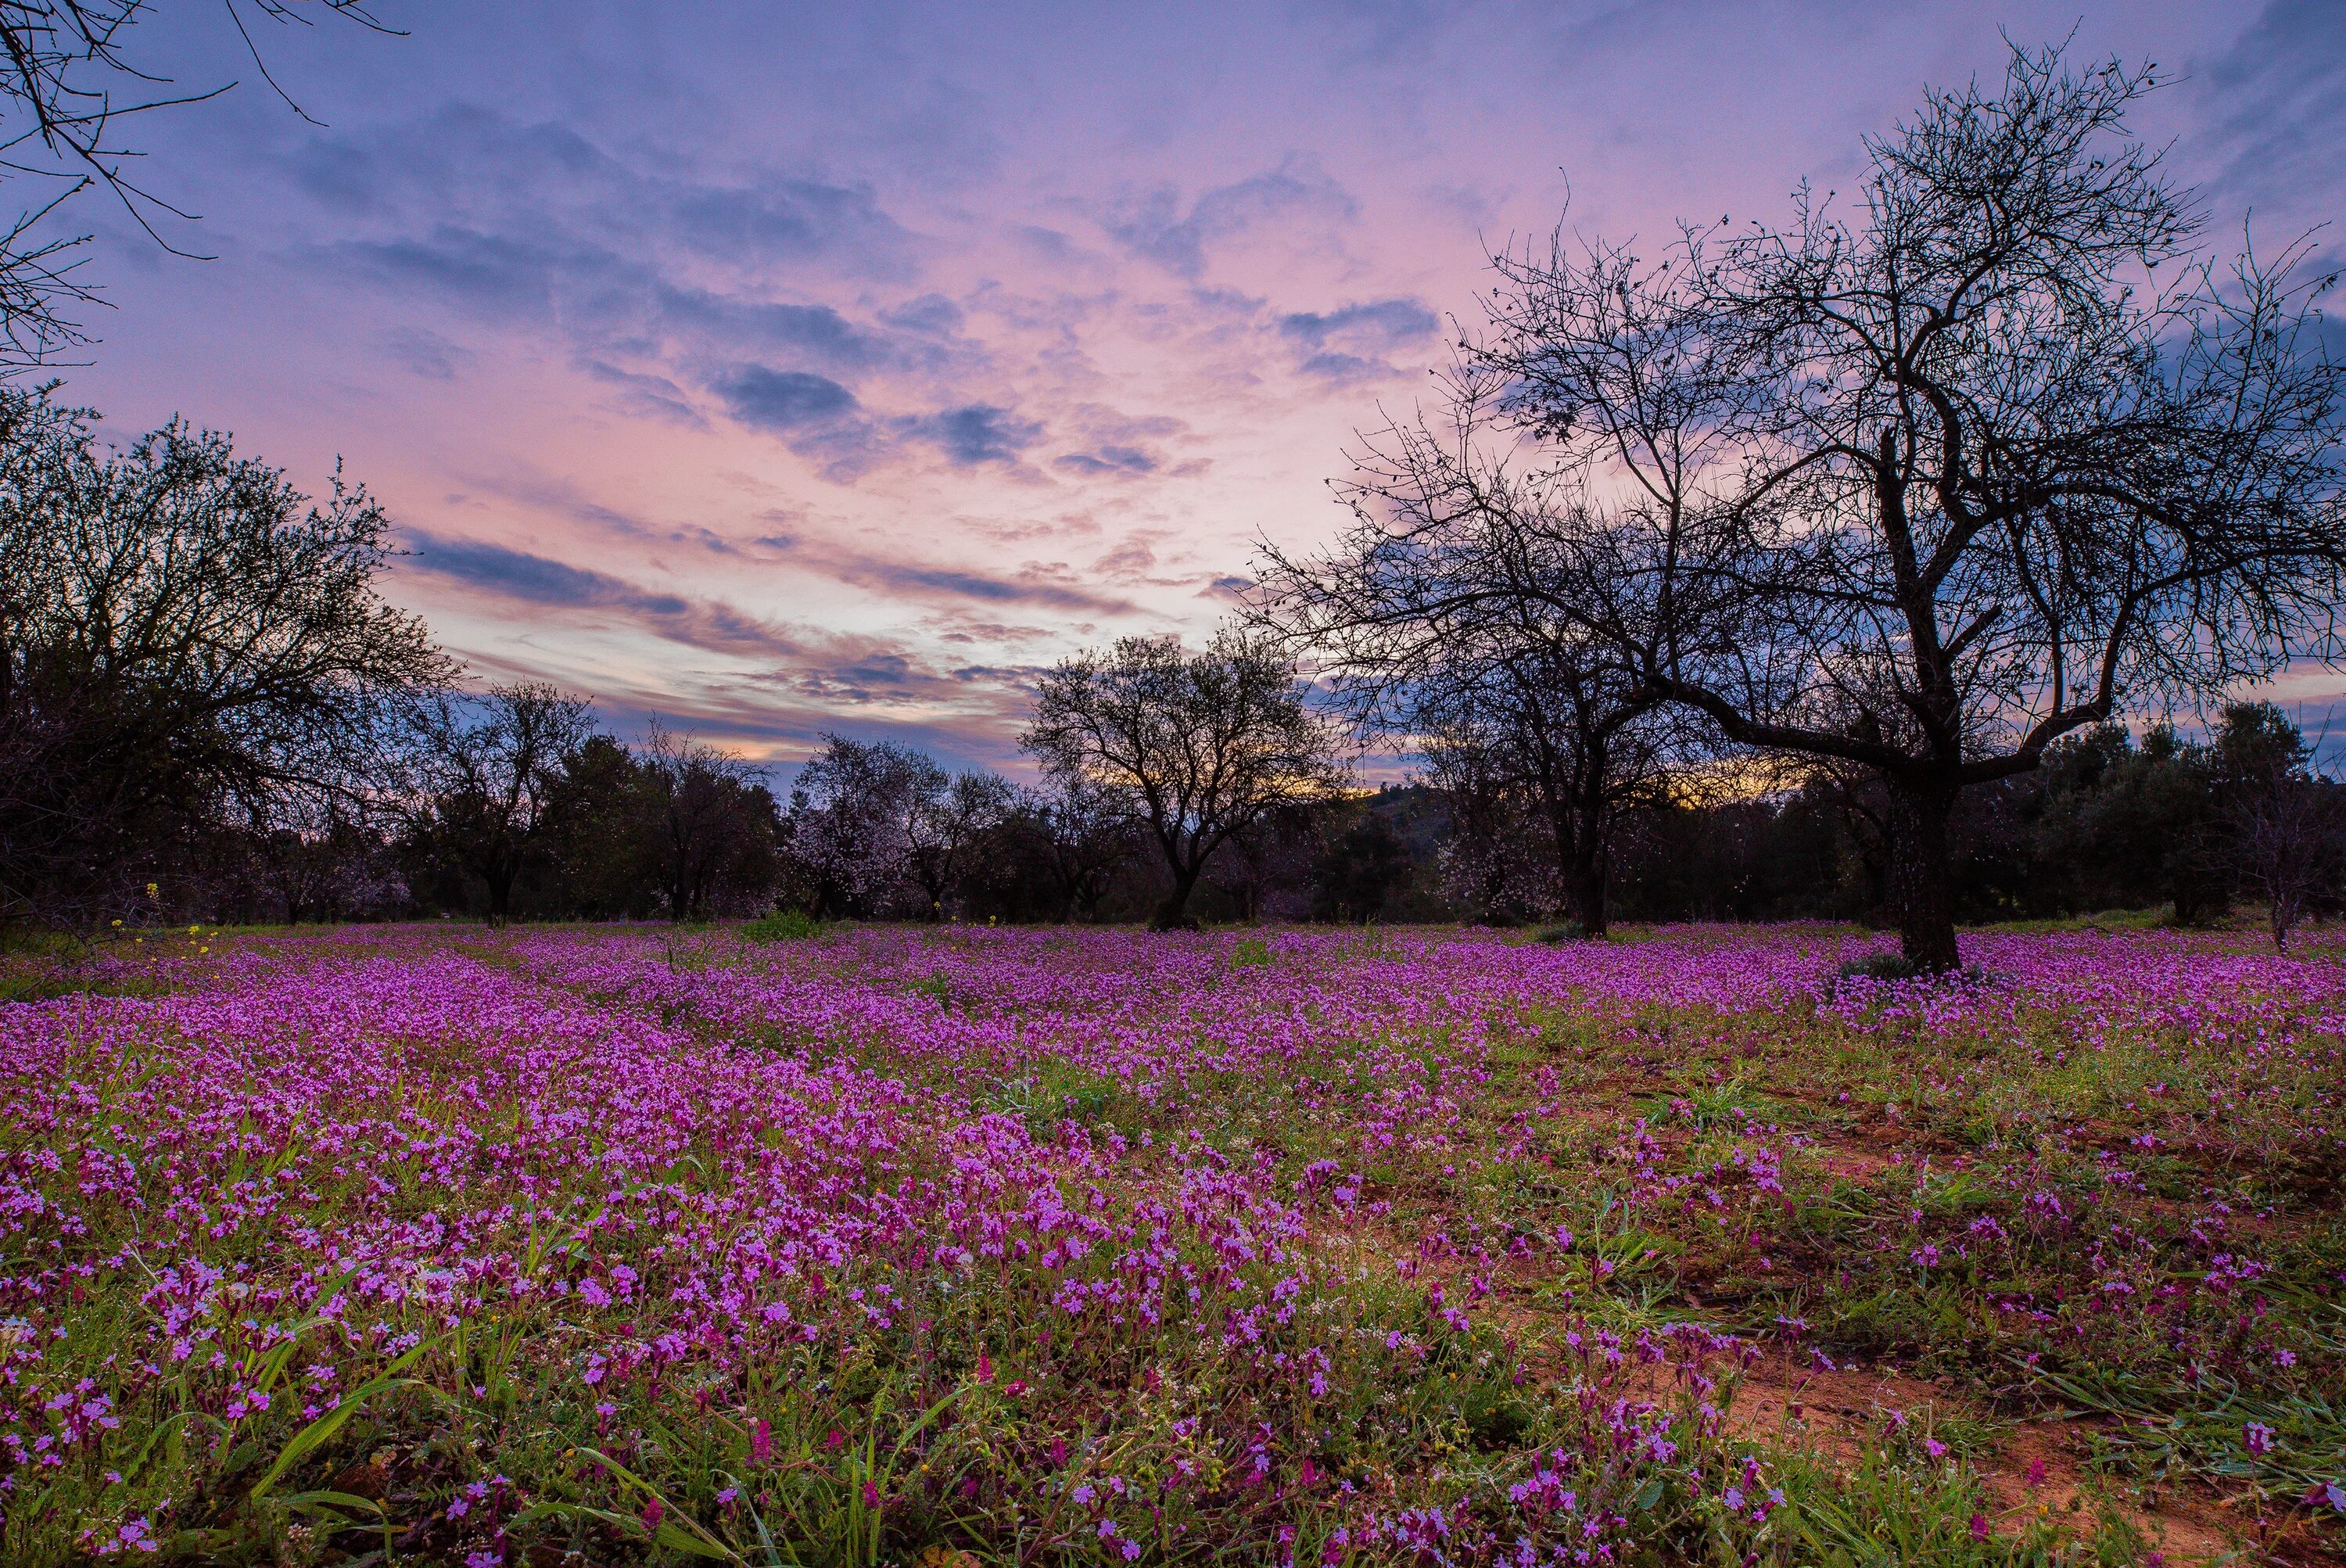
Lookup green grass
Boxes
[742,909,827,942]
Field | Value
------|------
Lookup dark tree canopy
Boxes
[1024,774,1140,923]
[1024,630,1347,929]
[404,682,595,924]
[636,719,778,924]
[0,384,447,919]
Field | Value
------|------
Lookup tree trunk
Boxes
[1569,844,1607,936]
[1569,784,1609,938]
[1151,863,1202,931]
[1885,777,1962,973]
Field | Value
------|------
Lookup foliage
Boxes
[1024,628,1349,928]
[401,683,596,924]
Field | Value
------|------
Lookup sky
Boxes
[48,0,2346,773]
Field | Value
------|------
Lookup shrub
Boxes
[1838,950,1921,981]
[742,908,824,942]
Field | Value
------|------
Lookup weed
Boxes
[743,909,827,942]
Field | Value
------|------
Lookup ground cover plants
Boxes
[0,921,2341,1566]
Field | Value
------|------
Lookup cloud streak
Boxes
[401,530,801,659]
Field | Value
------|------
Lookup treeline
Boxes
[11,49,2346,949]
[4,371,2343,942]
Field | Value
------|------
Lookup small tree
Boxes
[906,769,1016,918]
[1028,776,1139,922]
[1405,644,1679,935]
[787,735,933,918]
[542,735,654,918]
[1311,804,1409,924]
[1258,371,1690,936]
[1422,722,1551,924]
[637,721,778,922]
[2212,703,2341,950]
[404,682,596,923]
[1024,630,1346,930]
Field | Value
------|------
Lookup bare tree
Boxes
[248,798,401,923]
[1300,45,2346,971]
[404,682,596,923]
[906,767,1014,918]
[1258,371,1688,936]
[0,383,447,923]
[1421,719,1550,924]
[1412,647,1681,935]
[0,1,399,364]
[2229,770,2341,953]
[1023,629,1347,930]
[2211,703,2342,951]
[1026,775,1139,922]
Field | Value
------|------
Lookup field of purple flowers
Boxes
[1,920,2341,1566]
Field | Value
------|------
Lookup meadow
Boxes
[0,920,2341,1566]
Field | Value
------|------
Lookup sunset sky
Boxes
[57,0,2346,773]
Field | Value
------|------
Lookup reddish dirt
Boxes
[1727,1352,2290,1565]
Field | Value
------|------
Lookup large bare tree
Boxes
[0,383,447,921]
[1290,45,2346,971]
[0,1,399,364]
[1023,630,1346,930]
